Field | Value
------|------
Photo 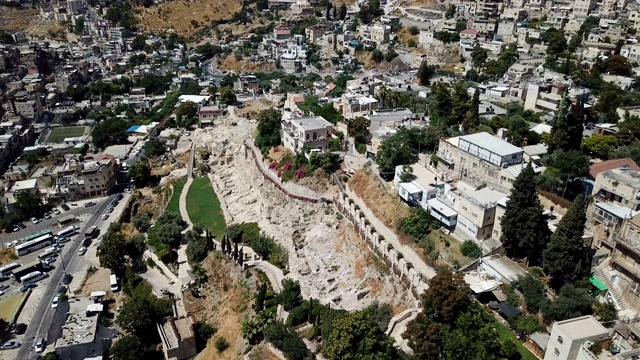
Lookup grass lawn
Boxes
[47,126,86,143]
[0,292,25,321]
[483,312,538,360]
[186,177,226,238]
[166,179,186,214]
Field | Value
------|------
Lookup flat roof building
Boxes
[158,316,197,360]
[544,315,609,360]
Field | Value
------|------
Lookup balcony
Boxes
[436,151,455,165]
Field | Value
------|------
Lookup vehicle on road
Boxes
[0,284,9,291]
[20,271,46,283]
[85,226,99,239]
[105,207,114,214]
[41,258,55,266]
[43,213,51,219]
[101,214,109,220]
[82,238,92,246]
[51,296,59,309]
[62,274,72,284]
[55,225,78,239]
[184,131,191,136]
[17,222,26,229]
[0,341,20,350]
[30,217,39,224]
[20,283,37,292]
[57,285,66,295]
[60,203,70,211]
[38,247,59,260]
[124,187,132,193]
[110,274,119,291]
[116,194,124,201]
[78,247,87,255]
[56,237,71,245]
[0,262,21,276]
[34,338,45,353]
[0,276,9,282]
[84,201,96,208]
[15,234,54,257]
[14,323,26,335]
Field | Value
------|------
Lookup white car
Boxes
[184,131,191,136]
[78,247,87,256]
[52,208,61,215]
[101,214,109,220]
[31,217,39,224]
[51,296,59,309]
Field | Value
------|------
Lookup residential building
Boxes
[573,0,597,16]
[589,158,640,180]
[436,132,525,192]
[452,184,505,240]
[590,167,640,237]
[80,155,117,197]
[158,316,197,360]
[198,106,223,127]
[544,316,609,360]
[281,116,334,154]
[606,212,640,292]
[394,163,440,215]
[337,93,379,119]
[54,297,114,360]
[305,25,325,43]
[357,24,391,45]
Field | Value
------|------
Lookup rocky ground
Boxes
[192,118,413,313]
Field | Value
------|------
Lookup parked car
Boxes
[62,274,72,285]
[12,226,20,232]
[17,222,26,229]
[57,237,71,244]
[116,194,124,201]
[43,213,51,219]
[84,202,96,208]
[101,214,109,221]
[52,208,60,215]
[31,217,39,224]
[105,207,114,214]
[20,283,37,292]
[60,203,70,211]
[0,275,9,282]
[51,296,59,309]
[0,341,20,350]
[34,338,45,353]
[57,285,66,295]
[78,247,87,255]
[14,323,27,335]
[0,284,10,291]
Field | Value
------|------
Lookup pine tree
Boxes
[547,91,584,153]
[462,89,480,134]
[543,195,590,284]
[499,163,551,265]
[417,60,435,86]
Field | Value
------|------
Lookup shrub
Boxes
[264,322,309,360]
[146,257,156,268]
[397,208,440,239]
[214,337,229,353]
[460,240,482,258]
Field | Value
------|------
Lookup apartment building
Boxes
[591,167,640,234]
[198,106,223,127]
[357,23,392,45]
[81,155,117,197]
[605,212,640,292]
[452,185,505,240]
[573,0,597,16]
[436,132,525,192]
[281,116,334,154]
[158,316,197,360]
[544,316,609,360]
[524,82,590,113]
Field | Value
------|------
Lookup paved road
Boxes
[15,195,115,359]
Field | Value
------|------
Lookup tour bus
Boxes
[55,225,79,239]
[19,271,46,283]
[110,274,119,292]
[38,247,59,260]
[15,234,55,257]
[0,262,21,276]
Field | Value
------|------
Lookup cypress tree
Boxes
[239,248,244,267]
[233,242,239,260]
[462,89,480,134]
[255,283,267,311]
[546,91,584,153]
[220,236,226,253]
[499,162,551,265]
[543,195,590,284]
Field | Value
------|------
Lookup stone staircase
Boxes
[594,262,630,311]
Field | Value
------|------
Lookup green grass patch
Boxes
[186,177,226,238]
[0,292,25,322]
[166,179,186,214]
[482,312,538,360]
[47,126,86,143]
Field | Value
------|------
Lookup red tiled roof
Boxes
[589,158,640,179]
[461,29,478,35]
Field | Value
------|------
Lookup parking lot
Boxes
[0,192,131,358]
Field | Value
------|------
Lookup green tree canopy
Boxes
[110,335,145,360]
[546,92,584,153]
[582,135,618,159]
[500,163,550,264]
[256,108,282,149]
[219,87,237,105]
[128,161,152,186]
[375,127,442,173]
[543,195,590,285]
[98,230,127,276]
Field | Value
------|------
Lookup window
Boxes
[557,336,563,345]
[554,348,560,356]
[313,132,318,141]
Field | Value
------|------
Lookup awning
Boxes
[590,276,608,292]
[87,304,104,312]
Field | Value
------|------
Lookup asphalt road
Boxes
[15,195,115,359]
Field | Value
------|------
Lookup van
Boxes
[84,226,98,239]
[110,274,119,292]
[20,271,46,283]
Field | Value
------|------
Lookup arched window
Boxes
[313,132,318,141]
[305,133,310,140]
[557,336,563,345]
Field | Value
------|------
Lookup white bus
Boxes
[56,225,79,239]
[20,271,46,283]
[0,262,21,276]
[15,234,54,257]
[110,274,119,291]
[38,247,59,260]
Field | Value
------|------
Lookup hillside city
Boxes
[2,0,640,358]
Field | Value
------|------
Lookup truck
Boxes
[110,274,119,292]
[84,226,99,239]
